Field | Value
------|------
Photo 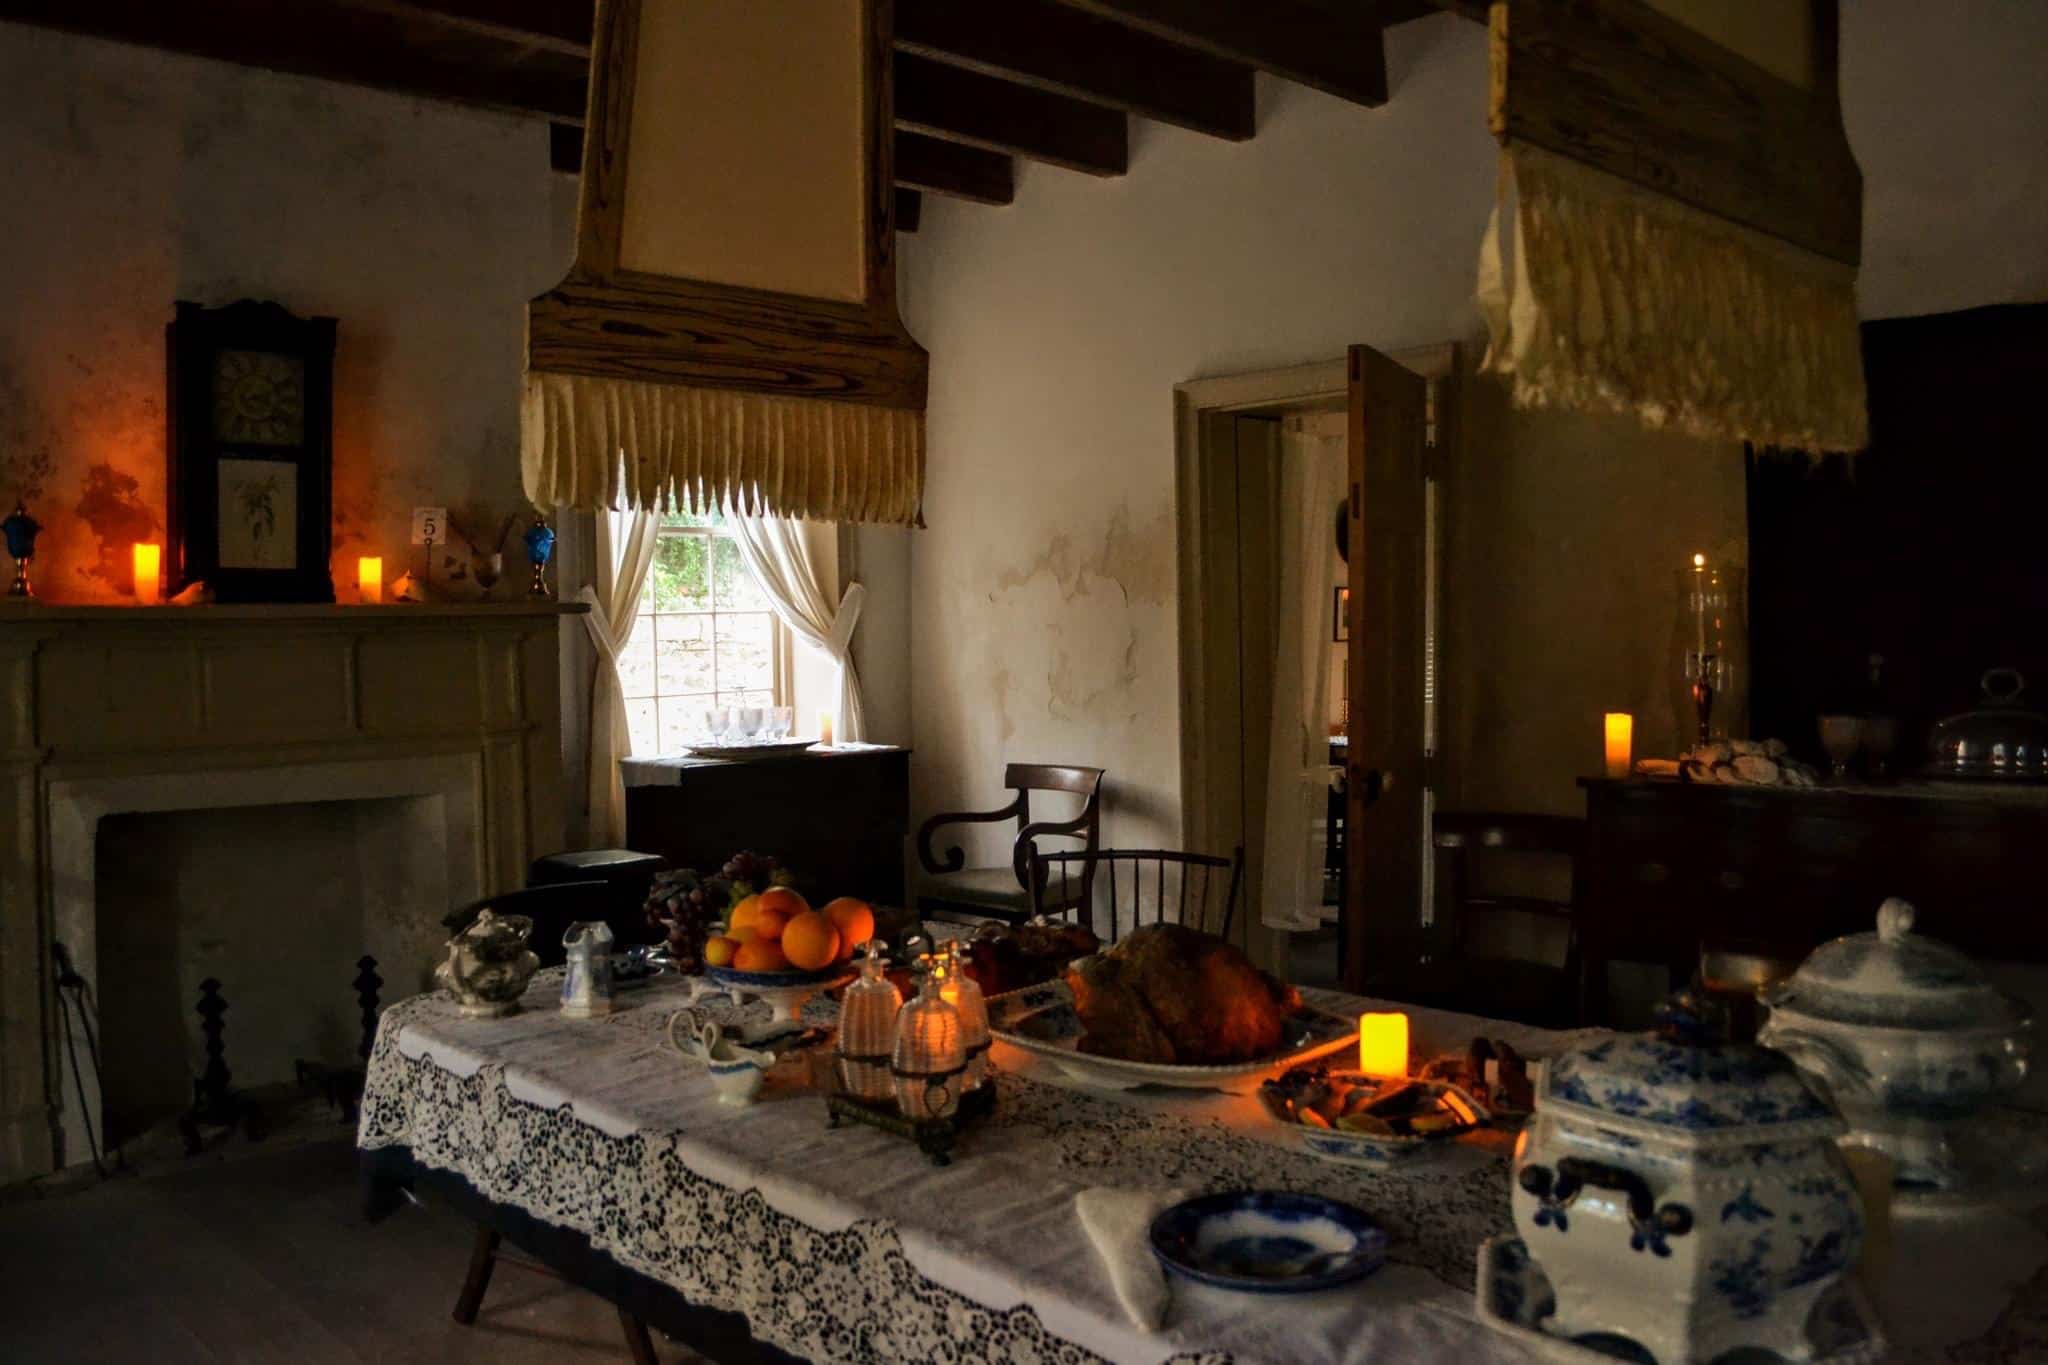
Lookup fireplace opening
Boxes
[91,796,450,1151]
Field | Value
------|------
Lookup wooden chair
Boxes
[1380,812,1586,1029]
[915,764,1103,925]
[442,882,624,969]
[452,1226,659,1364]
[1030,847,1245,944]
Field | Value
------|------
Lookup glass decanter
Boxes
[834,939,901,1103]
[891,963,964,1120]
[1672,556,1747,748]
[938,943,991,1092]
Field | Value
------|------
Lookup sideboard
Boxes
[1578,776,2048,1023]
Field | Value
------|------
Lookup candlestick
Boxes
[1357,1011,1409,1078]
[818,709,834,747]
[132,543,162,604]
[1604,712,1634,779]
[358,556,384,604]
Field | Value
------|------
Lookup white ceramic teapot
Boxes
[434,908,541,1017]
[1759,898,2032,1190]
[1512,987,1861,1365]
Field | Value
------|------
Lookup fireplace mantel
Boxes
[0,598,585,1182]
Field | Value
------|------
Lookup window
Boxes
[618,510,783,755]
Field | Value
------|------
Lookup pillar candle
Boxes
[1604,712,1634,779]
[132,543,161,604]
[358,556,384,604]
[1358,1012,1409,1078]
[818,709,834,747]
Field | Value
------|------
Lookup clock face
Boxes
[212,349,306,446]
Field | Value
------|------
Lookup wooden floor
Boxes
[0,1138,705,1363]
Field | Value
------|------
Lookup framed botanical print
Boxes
[167,300,337,602]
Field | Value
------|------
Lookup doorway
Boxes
[1174,346,1454,988]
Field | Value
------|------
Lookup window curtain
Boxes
[727,513,867,743]
[1259,422,1345,933]
[577,507,660,845]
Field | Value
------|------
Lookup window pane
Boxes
[657,697,706,754]
[715,613,775,692]
[624,698,657,756]
[713,536,769,610]
[655,612,715,694]
[650,533,713,613]
[722,688,776,709]
[617,616,656,698]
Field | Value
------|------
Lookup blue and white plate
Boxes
[701,962,847,990]
[1148,1191,1388,1294]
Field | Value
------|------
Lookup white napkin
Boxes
[1075,1186,1189,1332]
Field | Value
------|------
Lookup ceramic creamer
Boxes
[1512,990,1861,1364]
[560,920,616,1018]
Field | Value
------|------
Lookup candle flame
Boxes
[1693,552,1706,569]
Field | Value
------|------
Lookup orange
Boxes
[727,924,762,946]
[822,898,875,959]
[751,906,792,943]
[732,939,790,973]
[780,911,840,971]
[727,893,764,939]
[703,936,739,968]
[756,886,809,919]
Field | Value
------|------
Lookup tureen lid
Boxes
[1539,986,1840,1146]
[1772,898,2017,1030]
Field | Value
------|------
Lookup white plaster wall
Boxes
[0,23,569,601]
[895,1,2048,857]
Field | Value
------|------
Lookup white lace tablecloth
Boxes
[357,971,2048,1364]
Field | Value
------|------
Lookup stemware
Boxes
[1862,714,1899,780]
[736,705,766,741]
[1819,714,1863,781]
[769,706,794,739]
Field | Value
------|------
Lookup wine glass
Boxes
[1818,715,1863,782]
[737,705,766,742]
[769,706,793,739]
[1862,715,1898,780]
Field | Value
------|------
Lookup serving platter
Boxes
[692,963,853,1041]
[985,980,1355,1089]
[1150,1191,1387,1294]
[1258,1068,1488,1166]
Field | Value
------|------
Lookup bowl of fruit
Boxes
[1258,1064,1487,1166]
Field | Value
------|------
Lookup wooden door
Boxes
[1343,344,1429,992]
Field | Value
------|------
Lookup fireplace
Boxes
[0,601,580,1181]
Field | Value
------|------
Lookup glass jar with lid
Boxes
[938,943,991,1091]
[891,964,965,1120]
[834,939,901,1102]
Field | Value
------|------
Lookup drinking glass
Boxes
[737,705,766,741]
[1819,715,1862,781]
[704,706,732,744]
[1862,715,1899,780]
[769,706,793,739]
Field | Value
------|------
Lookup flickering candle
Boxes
[1357,1011,1409,1078]
[1604,712,1634,779]
[132,543,161,604]
[358,556,384,604]
[818,708,834,747]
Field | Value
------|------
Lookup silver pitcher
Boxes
[560,920,617,1018]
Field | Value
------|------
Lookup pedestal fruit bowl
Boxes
[1510,988,1862,1364]
[1758,898,2032,1190]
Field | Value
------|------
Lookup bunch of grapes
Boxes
[717,850,795,903]
[644,868,716,974]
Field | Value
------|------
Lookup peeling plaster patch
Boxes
[986,504,1174,608]
[73,463,159,593]
[989,665,1016,747]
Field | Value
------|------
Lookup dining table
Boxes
[357,965,2048,1364]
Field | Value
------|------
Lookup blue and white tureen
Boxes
[1511,990,1861,1365]
[1759,898,2032,1190]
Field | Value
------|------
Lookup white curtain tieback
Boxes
[576,585,623,662]
[824,582,865,662]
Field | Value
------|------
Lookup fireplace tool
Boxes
[51,941,113,1178]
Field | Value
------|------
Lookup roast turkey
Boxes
[1064,923,1303,1065]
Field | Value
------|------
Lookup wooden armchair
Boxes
[916,763,1103,925]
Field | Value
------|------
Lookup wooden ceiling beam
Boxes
[894,52,1126,177]
[1049,0,1387,108]
[894,131,1015,206]
[895,0,1255,142]
[328,0,595,59]
[0,0,589,122]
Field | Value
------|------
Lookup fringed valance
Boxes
[1478,142,1868,454]
[522,372,924,525]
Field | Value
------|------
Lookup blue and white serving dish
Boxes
[1149,1191,1388,1293]
[987,981,1355,1090]
[1511,987,1864,1365]
[1258,1068,1487,1166]
[1476,1235,1886,1364]
[1758,898,2032,1190]
[693,963,853,1041]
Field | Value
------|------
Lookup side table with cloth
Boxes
[358,971,2048,1364]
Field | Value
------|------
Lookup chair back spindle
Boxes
[1029,847,1244,944]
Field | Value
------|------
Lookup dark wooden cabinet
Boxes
[1579,777,2048,1022]
[624,747,910,906]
